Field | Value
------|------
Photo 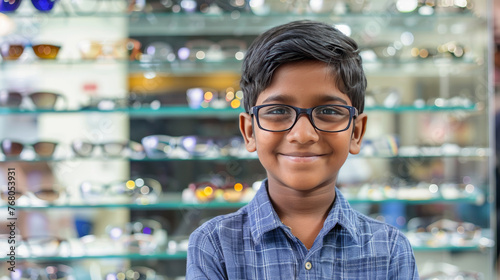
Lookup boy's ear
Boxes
[239,112,257,152]
[349,113,368,154]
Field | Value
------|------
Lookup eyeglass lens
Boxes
[29,92,59,108]
[0,0,57,12]
[0,92,23,107]
[256,105,353,132]
[0,92,62,110]
[0,45,24,60]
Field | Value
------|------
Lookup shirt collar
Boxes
[247,179,360,245]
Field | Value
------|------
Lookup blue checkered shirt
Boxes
[187,180,419,279]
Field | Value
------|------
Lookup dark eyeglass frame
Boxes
[250,104,359,133]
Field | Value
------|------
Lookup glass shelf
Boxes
[127,11,484,36]
[0,242,493,262]
[0,58,482,76]
[128,59,482,76]
[0,104,480,116]
[0,148,489,163]
[3,190,484,210]
[0,251,188,262]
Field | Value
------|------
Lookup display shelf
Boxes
[0,148,489,163]
[0,104,481,116]
[0,59,482,76]
[0,251,188,262]
[2,190,484,210]
[128,59,483,76]
[127,11,484,36]
[0,150,489,163]
[1,240,493,262]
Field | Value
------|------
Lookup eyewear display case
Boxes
[0,0,495,279]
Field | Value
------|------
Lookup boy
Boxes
[187,20,419,279]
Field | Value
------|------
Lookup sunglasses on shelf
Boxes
[0,91,67,110]
[0,186,62,205]
[0,139,58,158]
[78,38,141,60]
[141,134,219,159]
[0,0,58,12]
[0,43,61,60]
[71,139,145,159]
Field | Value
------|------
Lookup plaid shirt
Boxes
[187,180,419,279]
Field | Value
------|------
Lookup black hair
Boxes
[240,20,366,114]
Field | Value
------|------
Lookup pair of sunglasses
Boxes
[0,44,61,60]
[141,135,219,159]
[0,187,61,204]
[0,91,66,110]
[78,38,141,60]
[0,139,57,158]
[0,0,58,12]
[71,140,145,158]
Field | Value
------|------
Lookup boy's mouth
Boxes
[279,152,325,163]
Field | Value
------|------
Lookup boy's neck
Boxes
[267,180,336,249]
[267,180,336,224]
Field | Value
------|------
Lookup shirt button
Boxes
[305,261,312,270]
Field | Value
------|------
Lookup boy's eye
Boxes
[317,106,343,115]
[261,105,292,115]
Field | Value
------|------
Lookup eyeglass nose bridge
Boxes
[290,107,318,131]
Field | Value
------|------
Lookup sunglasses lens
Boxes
[1,140,23,157]
[72,141,93,157]
[0,44,24,60]
[33,142,57,157]
[1,190,22,201]
[102,142,126,157]
[31,0,57,11]
[34,189,60,201]
[0,91,23,107]
[0,0,21,12]
[29,92,58,109]
[32,44,60,59]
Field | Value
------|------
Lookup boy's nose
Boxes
[286,115,319,144]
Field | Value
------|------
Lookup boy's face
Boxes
[239,61,367,192]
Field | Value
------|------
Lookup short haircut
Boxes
[240,20,366,114]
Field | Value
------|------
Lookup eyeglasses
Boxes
[78,38,141,60]
[0,44,61,60]
[141,135,217,159]
[72,140,125,157]
[0,139,58,158]
[0,186,63,206]
[71,140,145,159]
[0,0,58,12]
[251,104,358,133]
[79,177,162,205]
[0,91,67,110]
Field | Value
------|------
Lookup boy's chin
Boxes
[269,176,337,193]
